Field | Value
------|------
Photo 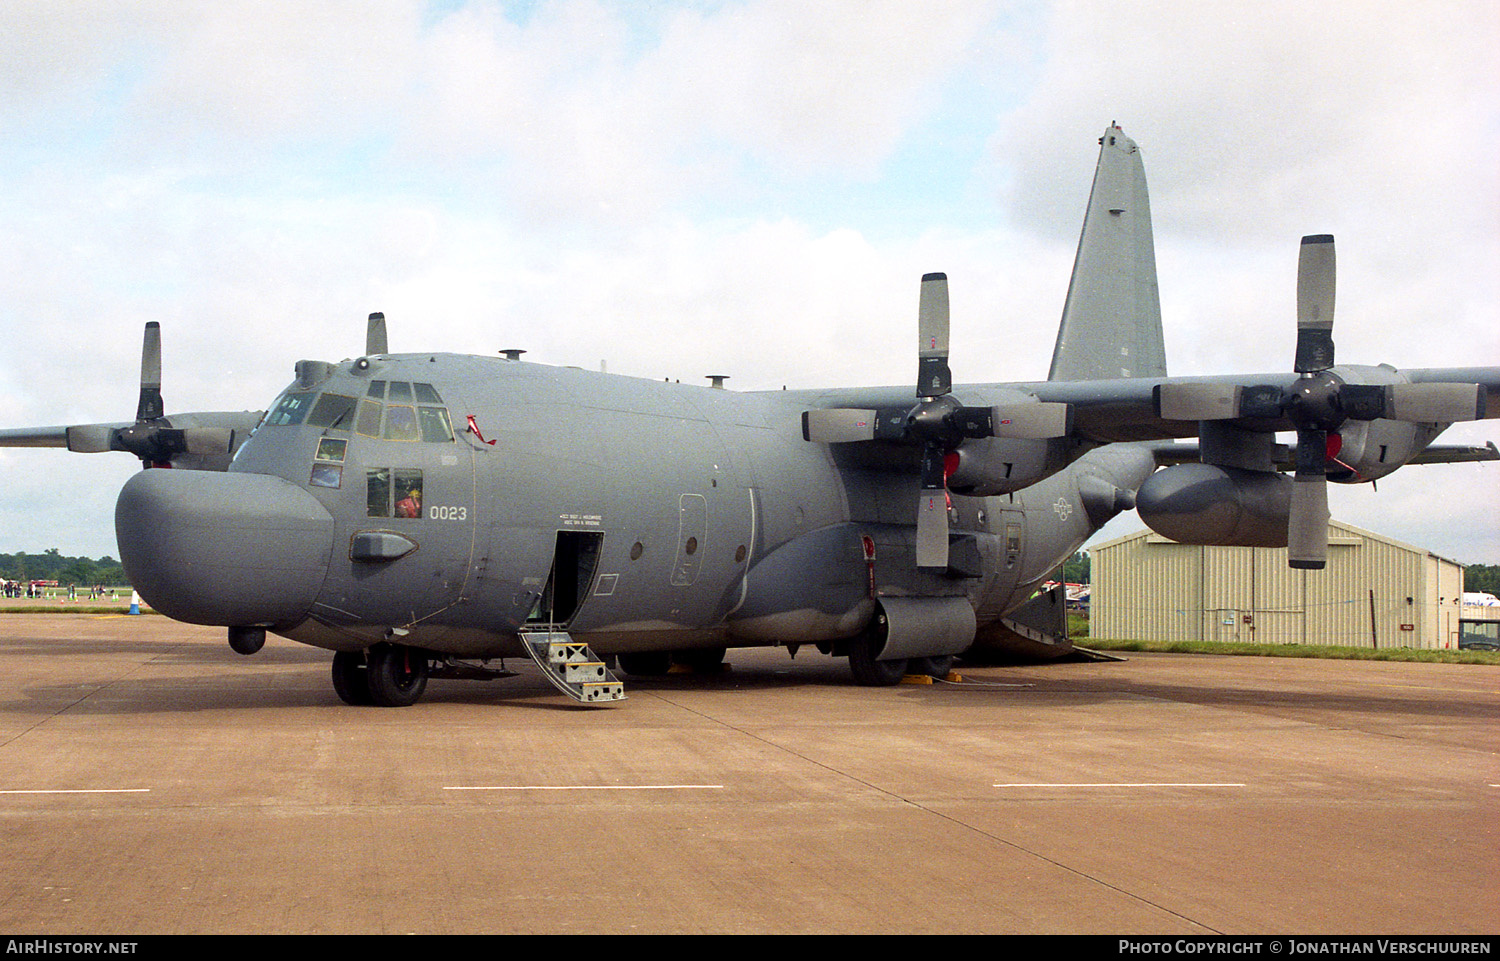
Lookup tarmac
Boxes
[0,613,1494,935]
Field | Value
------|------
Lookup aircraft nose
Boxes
[115,470,335,627]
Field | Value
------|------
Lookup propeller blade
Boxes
[65,424,118,453]
[136,321,164,422]
[367,312,388,356]
[915,445,950,569]
[1340,382,1484,424]
[917,272,950,397]
[1287,428,1331,569]
[970,402,1071,439]
[1287,476,1329,569]
[1385,383,1485,423]
[1294,234,1336,373]
[181,427,235,456]
[802,408,877,443]
[915,492,949,570]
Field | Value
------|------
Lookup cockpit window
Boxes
[329,382,454,443]
[418,406,454,443]
[266,391,314,426]
[307,392,357,430]
[382,405,420,442]
[356,399,382,437]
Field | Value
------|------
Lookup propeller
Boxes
[366,311,388,356]
[70,323,234,467]
[1155,235,1485,569]
[803,273,1070,571]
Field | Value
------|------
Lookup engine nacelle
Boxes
[1327,418,1439,483]
[947,436,1068,496]
[1136,463,1290,547]
[1324,365,1448,483]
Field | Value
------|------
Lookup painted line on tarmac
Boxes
[992,782,1245,788]
[0,788,151,794]
[443,784,724,792]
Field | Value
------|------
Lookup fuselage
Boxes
[114,352,1153,660]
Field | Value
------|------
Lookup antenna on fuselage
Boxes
[500,349,526,361]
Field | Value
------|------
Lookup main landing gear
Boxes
[332,643,429,707]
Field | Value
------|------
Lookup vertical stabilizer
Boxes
[1047,124,1167,381]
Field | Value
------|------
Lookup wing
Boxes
[0,323,263,471]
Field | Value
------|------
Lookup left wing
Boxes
[0,322,262,471]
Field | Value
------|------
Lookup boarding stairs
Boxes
[518,630,626,704]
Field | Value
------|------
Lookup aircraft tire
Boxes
[618,651,673,677]
[331,651,373,706]
[847,630,907,687]
[673,647,726,672]
[366,643,429,707]
[909,655,955,679]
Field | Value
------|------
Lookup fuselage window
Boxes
[311,437,347,488]
[414,382,443,404]
[367,468,390,516]
[266,391,314,426]
[383,405,420,441]
[417,406,454,443]
[388,381,414,404]
[366,467,423,518]
[310,463,342,488]
[316,438,347,462]
[393,469,422,518]
[366,380,386,400]
[307,392,357,430]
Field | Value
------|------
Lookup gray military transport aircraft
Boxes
[3,124,1497,707]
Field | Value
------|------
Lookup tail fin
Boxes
[1047,124,1167,381]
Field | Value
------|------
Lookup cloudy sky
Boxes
[1,0,1496,564]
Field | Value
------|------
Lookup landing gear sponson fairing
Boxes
[3,125,1496,707]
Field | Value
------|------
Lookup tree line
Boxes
[0,550,128,588]
[1,547,1495,595]
[1465,563,1500,596]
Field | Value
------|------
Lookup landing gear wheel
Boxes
[366,643,429,707]
[910,655,955,680]
[673,647,726,672]
[331,651,372,706]
[618,650,673,677]
[848,617,907,687]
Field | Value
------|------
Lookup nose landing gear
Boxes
[331,643,429,707]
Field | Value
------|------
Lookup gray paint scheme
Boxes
[4,123,1496,703]
[1049,125,1168,382]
